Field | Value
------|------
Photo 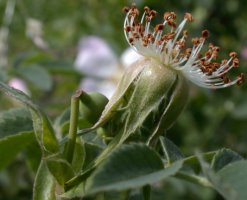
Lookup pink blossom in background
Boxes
[74,36,118,78]
[74,36,142,98]
[241,47,247,60]
[8,78,30,95]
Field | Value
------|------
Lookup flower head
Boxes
[123,4,244,89]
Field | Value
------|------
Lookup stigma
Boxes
[123,4,244,89]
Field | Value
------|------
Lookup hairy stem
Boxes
[65,90,81,163]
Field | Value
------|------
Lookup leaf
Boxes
[0,107,33,138]
[31,111,59,155]
[217,160,247,200]
[211,148,243,172]
[0,131,35,170]
[45,154,75,186]
[33,161,57,200]
[85,144,182,195]
[196,151,236,200]
[17,64,52,91]
[81,142,103,170]
[160,136,184,163]
[0,81,59,156]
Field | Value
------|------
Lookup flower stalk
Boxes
[65,90,81,163]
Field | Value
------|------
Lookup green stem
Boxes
[123,189,131,200]
[175,171,213,188]
[142,185,151,200]
[65,90,81,163]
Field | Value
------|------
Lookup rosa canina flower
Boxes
[79,5,245,159]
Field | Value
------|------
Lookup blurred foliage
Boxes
[0,0,247,199]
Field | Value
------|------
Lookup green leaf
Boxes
[211,148,243,172]
[0,107,33,138]
[217,160,247,200]
[31,111,59,155]
[0,81,59,156]
[17,64,52,91]
[33,161,57,200]
[85,144,182,195]
[196,151,236,199]
[0,131,35,170]
[46,154,75,186]
[82,142,103,170]
[160,136,184,163]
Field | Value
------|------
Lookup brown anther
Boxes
[150,10,157,17]
[202,30,210,38]
[222,75,230,84]
[145,16,151,22]
[125,26,131,32]
[229,51,238,58]
[237,74,245,85]
[192,37,200,45]
[237,73,245,85]
[233,58,239,67]
[133,32,140,39]
[214,46,220,52]
[128,37,134,44]
[164,12,176,21]
[184,12,193,22]
[163,32,176,40]
[144,6,150,13]
[155,24,164,32]
[168,20,177,28]
[185,48,192,55]
[123,6,130,13]
[183,30,188,37]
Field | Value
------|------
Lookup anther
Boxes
[144,6,150,13]
[122,6,130,13]
[164,12,176,21]
[233,58,239,67]
[150,10,157,17]
[184,13,193,22]
[229,52,238,58]
[155,24,164,32]
[237,73,245,85]
[125,26,131,32]
[202,30,210,38]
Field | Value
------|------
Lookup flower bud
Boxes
[91,57,189,146]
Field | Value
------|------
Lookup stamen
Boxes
[123,5,243,89]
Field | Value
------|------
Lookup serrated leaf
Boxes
[0,131,35,170]
[0,82,59,156]
[33,161,56,200]
[0,107,33,138]
[217,160,247,200]
[46,154,75,186]
[211,148,243,172]
[85,144,182,195]
[17,65,52,91]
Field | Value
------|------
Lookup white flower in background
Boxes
[26,18,49,50]
[74,36,142,98]
[8,78,30,95]
[120,47,143,68]
[123,4,244,88]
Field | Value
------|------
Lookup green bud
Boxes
[79,92,108,124]
[88,58,189,146]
